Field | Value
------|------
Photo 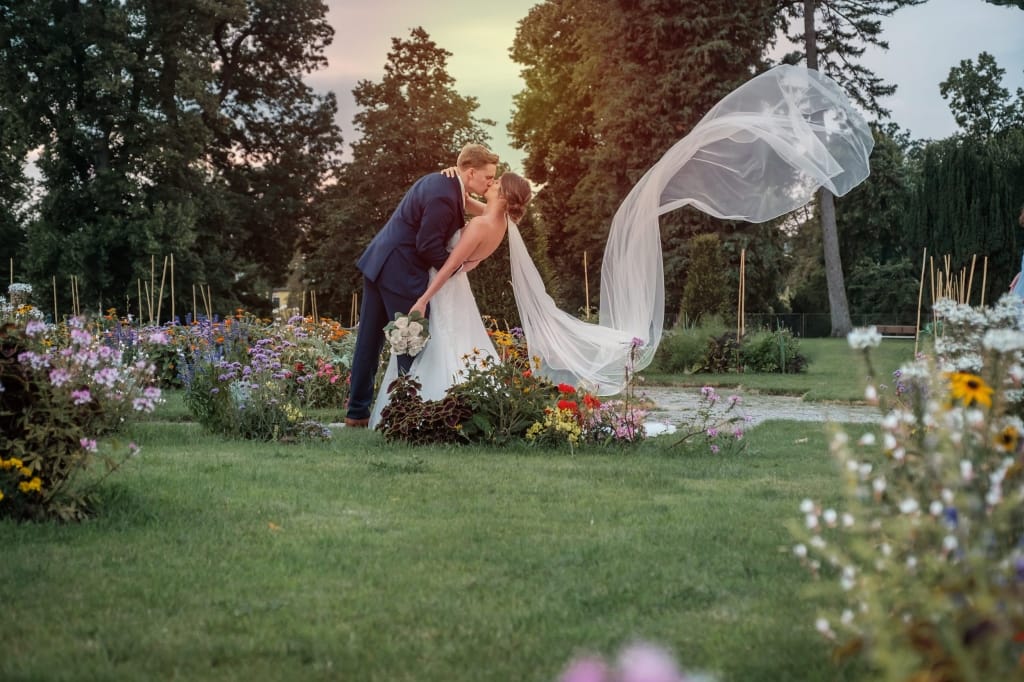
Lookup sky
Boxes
[314,0,1024,175]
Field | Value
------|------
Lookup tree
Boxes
[940,52,1024,140]
[509,0,782,314]
[1,0,342,318]
[777,0,925,335]
[300,27,495,316]
[680,233,730,324]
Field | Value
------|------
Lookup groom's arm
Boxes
[415,179,462,271]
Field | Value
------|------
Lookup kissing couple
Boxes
[344,144,533,428]
[345,64,879,430]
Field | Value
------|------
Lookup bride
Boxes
[368,172,533,428]
[370,64,874,425]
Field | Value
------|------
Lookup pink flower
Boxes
[560,656,609,682]
[80,438,98,453]
[617,643,684,682]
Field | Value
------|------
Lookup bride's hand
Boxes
[440,166,458,178]
[410,300,427,317]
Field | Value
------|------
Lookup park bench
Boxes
[874,324,917,337]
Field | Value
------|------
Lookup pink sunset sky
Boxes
[310,0,1024,172]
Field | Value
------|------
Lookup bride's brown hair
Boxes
[500,172,532,222]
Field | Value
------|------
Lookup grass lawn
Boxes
[0,409,873,681]
[643,336,920,402]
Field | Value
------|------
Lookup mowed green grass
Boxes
[0,415,873,682]
[643,336,920,401]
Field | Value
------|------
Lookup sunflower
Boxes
[993,424,1020,453]
[947,372,994,409]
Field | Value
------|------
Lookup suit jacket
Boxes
[357,173,465,297]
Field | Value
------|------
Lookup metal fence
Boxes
[744,313,919,338]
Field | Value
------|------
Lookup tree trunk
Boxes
[804,0,853,336]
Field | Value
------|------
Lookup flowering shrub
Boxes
[792,297,1024,680]
[0,318,157,520]
[673,387,749,455]
[178,314,346,440]
[381,331,651,449]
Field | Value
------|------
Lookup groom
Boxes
[344,143,499,427]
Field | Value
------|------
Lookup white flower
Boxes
[857,432,876,446]
[841,513,855,528]
[929,500,944,516]
[898,498,919,514]
[942,535,959,552]
[394,316,409,329]
[799,499,815,514]
[822,509,837,526]
[407,321,423,336]
[983,328,1024,353]
[793,543,808,558]
[847,326,882,350]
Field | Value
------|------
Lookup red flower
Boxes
[523,370,532,378]
[583,394,602,409]
[557,399,579,413]
[557,383,576,395]
[294,361,305,373]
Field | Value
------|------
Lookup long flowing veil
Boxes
[510,65,875,395]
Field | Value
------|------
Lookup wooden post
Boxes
[981,257,988,307]
[206,285,212,321]
[155,255,168,324]
[138,279,143,324]
[170,253,175,324]
[914,248,926,356]
[737,248,746,339]
[9,258,12,285]
[150,255,155,324]
[52,275,58,322]
[350,292,358,327]
[966,254,977,305]
[192,284,198,323]
[583,251,590,320]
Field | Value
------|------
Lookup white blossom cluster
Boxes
[385,313,429,357]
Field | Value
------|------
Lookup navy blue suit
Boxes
[346,173,465,420]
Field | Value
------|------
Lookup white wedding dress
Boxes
[370,64,874,422]
[368,229,501,429]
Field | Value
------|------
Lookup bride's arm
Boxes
[409,221,483,316]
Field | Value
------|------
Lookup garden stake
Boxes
[915,248,926,355]
[192,284,197,323]
[52,275,57,322]
[170,253,175,324]
[583,250,590,320]
[156,255,168,324]
[980,256,988,307]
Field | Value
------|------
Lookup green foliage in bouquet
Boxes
[791,298,1024,681]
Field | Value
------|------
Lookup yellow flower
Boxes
[947,372,993,409]
[0,490,4,502]
[19,477,42,493]
[994,425,1019,453]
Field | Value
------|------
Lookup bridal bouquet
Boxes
[385,311,430,357]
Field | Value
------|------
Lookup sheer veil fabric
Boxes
[510,65,874,395]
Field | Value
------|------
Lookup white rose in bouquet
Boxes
[384,311,430,358]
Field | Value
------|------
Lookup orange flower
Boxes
[947,372,993,409]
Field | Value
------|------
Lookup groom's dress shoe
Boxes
[344,417,370,428]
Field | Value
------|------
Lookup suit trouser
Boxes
[346,276,416,420]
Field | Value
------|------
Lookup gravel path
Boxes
[639,386,881,427]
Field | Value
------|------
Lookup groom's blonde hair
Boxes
[457,143,499,170]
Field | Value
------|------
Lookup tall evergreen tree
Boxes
[300,27,494,317]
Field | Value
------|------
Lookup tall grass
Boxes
[643,336,919,402]
[0,416,873,682]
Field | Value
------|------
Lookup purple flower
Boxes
[48,368,72,387]
[80,438,98,453]
[25,320,47,337]
[71,388,92,405]
[710,444,720,454]
[706,427,719,438]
